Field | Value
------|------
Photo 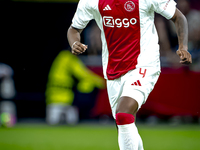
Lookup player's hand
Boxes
[71,41,88,55]
[176,49,192,64]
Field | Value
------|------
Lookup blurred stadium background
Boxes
[0,0,200,149]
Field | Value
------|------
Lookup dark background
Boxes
[1,1,77,92]
[1,1,80,120]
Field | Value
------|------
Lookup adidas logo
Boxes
[103,5,111,11]
[131,80,141,86]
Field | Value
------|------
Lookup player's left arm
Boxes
[170,8,192,64]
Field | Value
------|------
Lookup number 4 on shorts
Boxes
[139,68,147,78]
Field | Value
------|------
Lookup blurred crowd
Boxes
[0,63,16,127]
[45,50,105,125]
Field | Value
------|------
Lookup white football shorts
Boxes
[107,67,160,119]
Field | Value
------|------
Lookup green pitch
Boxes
[0,123,200,150]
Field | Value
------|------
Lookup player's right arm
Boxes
[67,0,94,55]
[67,26,87,55]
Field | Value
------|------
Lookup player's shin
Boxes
[116,113,139,150]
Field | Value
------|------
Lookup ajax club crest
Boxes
[124,1,135,12]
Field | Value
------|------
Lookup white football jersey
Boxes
[72,0,176,80]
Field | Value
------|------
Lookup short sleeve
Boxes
[149,0,177,20]
[72,0,94,29]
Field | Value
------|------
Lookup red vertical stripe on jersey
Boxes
[99,0,140,80]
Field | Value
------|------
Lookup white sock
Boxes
[118,123,140,150]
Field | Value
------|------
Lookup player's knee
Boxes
[116,96,139,115]
[115,113,135,125]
